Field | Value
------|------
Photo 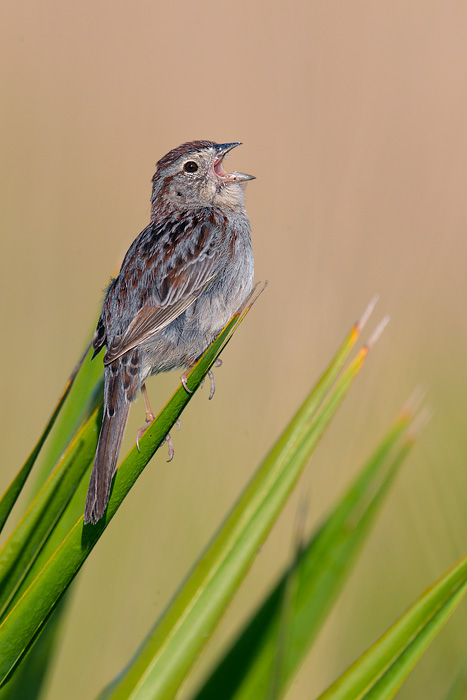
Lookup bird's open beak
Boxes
[213,142,255,183]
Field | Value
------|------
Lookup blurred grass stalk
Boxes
[0,330,104,700]
[191,407,417,700]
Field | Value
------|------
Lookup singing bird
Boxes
[84,141,255,524]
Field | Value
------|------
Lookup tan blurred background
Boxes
[2,1,467,698]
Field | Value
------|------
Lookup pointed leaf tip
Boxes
[400,386,427,419]
[357,295,379,333]
[366,314,390,348]
[406,406,433,441]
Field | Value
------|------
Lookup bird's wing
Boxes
[102,216,219,365]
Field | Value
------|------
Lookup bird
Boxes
[83,141,255,524]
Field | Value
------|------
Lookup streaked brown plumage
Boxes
[84,141,255,524]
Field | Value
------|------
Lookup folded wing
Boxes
[101,216,219,365]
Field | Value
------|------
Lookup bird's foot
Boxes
[163,432,175,462]
[181,370,194,394]
[182,358,223,398]
[163,420,181,461]
[207,358,223,399]
[207,370,215,399]
[136,411,155,452]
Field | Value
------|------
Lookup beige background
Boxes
[2,1,467,698]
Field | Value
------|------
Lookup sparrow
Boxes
[84,141,255,524]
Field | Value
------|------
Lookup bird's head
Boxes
[151,140,254,215]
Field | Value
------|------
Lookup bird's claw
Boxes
[164,421,181,460]
[165,432,175,462]
[136,424,147,452]
[208,358,222,400]
[182,358,222,398]
[208,370,215,400]
[181,373,193,394]
[136,411,155,452]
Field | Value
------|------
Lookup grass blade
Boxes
[0,305,257,687]
[0,331,103,700]
[0,338,96,534]
[317,553,467,699]
[29,333,104,500]
[0,597,68,700]
[95,307,382,700]
[445,663,467,700]
[192,410,416,700]
[0,396,102,619]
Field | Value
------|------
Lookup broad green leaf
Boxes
[0,342,104,619]
[317,553,467,700]
[2,462,94,619]
[192,414,415,700]
[0,399,102,619]
[0,457,101,698]
[0,598,67,700]
[96,312,380,699]
[0,305,257,686]
[0,332,103,700]
[0,337,98,534]
[29,334,104,499]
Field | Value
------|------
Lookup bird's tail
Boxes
[84,361,131,524]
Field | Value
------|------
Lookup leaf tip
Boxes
[366,314,390,349]
[357,294,379,334]
[400,385,427,421]
[406,405,433,442]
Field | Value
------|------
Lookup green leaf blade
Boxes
[0,404,101,619]
[192,415,414,700]
[97,320,373,700]
[0,311,252,687]
[361,584,467,700]
[0,337,99,534]
[317,554,467,700]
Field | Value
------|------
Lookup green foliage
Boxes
[0,337,101,534]
[0,299,463,700]
[0,308,248,686]
[192,416,414,700]
[317,554,467,700]
[96,304,368,700]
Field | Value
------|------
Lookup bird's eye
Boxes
[184,161,198,173]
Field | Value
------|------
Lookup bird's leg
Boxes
[182,357,223,398]
[161,418,181,462]
[136,383,155,451]
[142,383,155,422]
[137,384,178,461]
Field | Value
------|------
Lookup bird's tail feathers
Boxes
[84,362,131,524]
